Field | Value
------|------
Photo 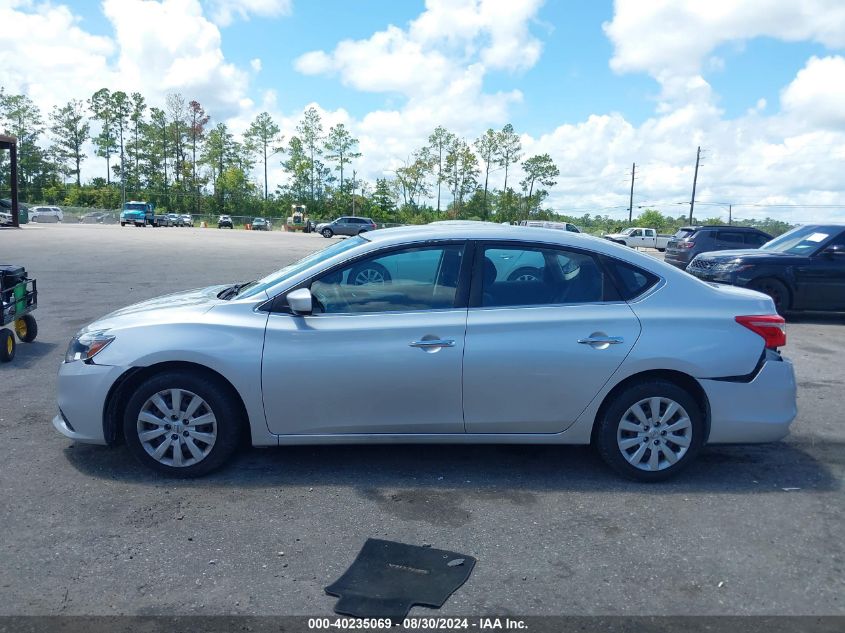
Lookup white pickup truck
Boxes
[603,227,672,251]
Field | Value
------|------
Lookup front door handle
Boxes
[410,339,455,349]
[578,336,624,345]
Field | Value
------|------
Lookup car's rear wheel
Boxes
[750,278,789,314]
[123,370,243,477]
[322,228,333,238]
[595,380,704,481]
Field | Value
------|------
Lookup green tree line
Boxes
[0,85,793,234]
[0,86,565,222]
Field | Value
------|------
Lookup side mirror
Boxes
[823,244,845,257]
[286,288,313,315]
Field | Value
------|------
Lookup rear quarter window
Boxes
[601,257,660,300]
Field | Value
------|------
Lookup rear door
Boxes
[715,230,747,251]
[462,242,642,433]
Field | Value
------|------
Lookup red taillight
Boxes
[735,315,786,349]
[680,241,695,248]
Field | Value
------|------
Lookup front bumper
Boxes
[701,358,797,443]
[53,360,127,444]
[663,252,691,269]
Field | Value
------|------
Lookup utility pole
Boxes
[628,162,636,222]
[728,204,732,225]
[351,169,357,216]
[689,146,701,224]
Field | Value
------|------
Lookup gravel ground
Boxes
[0,223,842,616]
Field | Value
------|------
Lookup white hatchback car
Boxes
[54,225,797,480]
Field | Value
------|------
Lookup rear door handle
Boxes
[410,339,455,348]
[578,336,624,345]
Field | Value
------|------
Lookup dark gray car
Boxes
[316,216,377,238]
[664,225,771,269]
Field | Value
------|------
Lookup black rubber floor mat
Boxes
[325,538,476,621]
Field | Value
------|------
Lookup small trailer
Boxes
[0,265,38,362]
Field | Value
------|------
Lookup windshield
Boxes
[238,236,368,299]
[618,228,634,235]
[673,228,694,239]
[759,225,838,255]
[123,203,146,211]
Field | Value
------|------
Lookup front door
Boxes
[795,235,845,310]
[463,243,641,433]
[262,242,470,435]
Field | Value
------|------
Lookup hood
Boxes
[695,249,799,262]
[84,285,228,332]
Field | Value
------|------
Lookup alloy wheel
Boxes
[353,268,386,285]
[616,397,692,471]
[136,388,217,467]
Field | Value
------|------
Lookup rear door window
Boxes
[716,231,746,245]
[477,245,614,307]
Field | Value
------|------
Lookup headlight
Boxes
[65,330,115,363]
[712,260,752,273]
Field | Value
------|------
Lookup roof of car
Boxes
[364,222,608,249]
[682,225,767,231]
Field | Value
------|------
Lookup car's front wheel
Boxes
[595,379,704,481]
[123,370,243,477]
[321,228,333,238]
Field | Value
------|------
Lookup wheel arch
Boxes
[591,369,711,444]
[745,274,794,310]
[103,360,251,447]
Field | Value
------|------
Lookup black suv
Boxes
[686,224,845,314]
[664,225,771,269]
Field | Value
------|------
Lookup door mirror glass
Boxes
[287,287,313,315]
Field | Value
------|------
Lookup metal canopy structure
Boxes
[0,134,20,228]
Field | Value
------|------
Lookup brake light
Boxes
[680,241,695,249]
[735,315,786,349]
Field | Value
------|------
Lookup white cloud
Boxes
[604,0,845,78]
[102,0,251,118]
[250,57,263,72]
[0,0,116,110]
[781,55,845,130]
[204,0,291,27]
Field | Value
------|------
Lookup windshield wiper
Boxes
[218,281,253,300]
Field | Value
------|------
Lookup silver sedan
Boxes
[54,224,796,481]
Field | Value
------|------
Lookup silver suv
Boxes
[316,216,377,238]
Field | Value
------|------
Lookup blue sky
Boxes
[67,0,835,130]
[2,0,845,219]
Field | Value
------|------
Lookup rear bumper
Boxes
[701,358,797,443]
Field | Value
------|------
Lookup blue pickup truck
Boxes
[120,201,159,227]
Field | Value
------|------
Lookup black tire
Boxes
[750,277,789,314]
[120,222,126,227]
[657,248,666,253]
[595,379,705,482]
[15,315,37,343]
[123,370,244,477]
[507,266,543,282]
[348,262,392,286]
[322,228,333,238]
[0,329,14,362]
